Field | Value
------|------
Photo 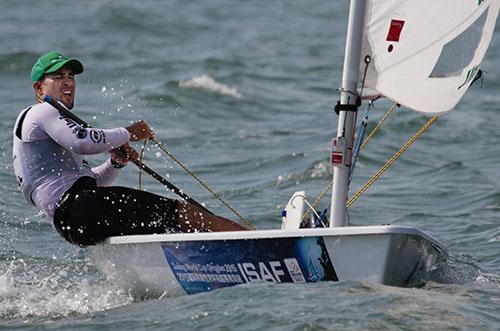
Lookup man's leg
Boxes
[55,186,249,245]
[55,186,180,245]
[177,201,251,232]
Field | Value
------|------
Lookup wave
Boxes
[409,253,500,287]
[179,74,243,99]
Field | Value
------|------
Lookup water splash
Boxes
[0,254,133,322]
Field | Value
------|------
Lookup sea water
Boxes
[0,0,499,329]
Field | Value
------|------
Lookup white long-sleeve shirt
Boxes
[16,102,130,218]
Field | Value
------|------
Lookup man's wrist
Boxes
[110,158,126,169]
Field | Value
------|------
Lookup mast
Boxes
[330,0,367,227]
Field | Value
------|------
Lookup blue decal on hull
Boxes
[161,237,337,294]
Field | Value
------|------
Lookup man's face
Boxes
[35,65,76,109]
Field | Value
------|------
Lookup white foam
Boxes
[0,258,133,320]
[179,74,243,99]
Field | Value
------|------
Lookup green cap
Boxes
[31,51,83,83]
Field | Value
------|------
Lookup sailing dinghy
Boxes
[89,0,500,296]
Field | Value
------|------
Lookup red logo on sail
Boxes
[386,19,405,42]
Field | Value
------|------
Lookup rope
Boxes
[150,138,255,229]
[302,103,399,221]
[359,55,371,100]
[302,178,334,222]
[360,103,399,150]
[349,103,373,183]
[346,115,438,208]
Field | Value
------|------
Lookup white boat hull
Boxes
[88,225,447,296]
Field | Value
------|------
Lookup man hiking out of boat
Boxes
[13,51,248,246]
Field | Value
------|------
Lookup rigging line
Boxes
[137,138,148,190]
[150,138,255,229]
[301,102,400,222]
[346,115,438,208]
[360,103,400,150]
[359,56,371,99]
[302,182,333,223]
[347,58,371,180]
[349,102,373,183]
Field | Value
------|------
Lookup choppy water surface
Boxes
[1,0,499,329]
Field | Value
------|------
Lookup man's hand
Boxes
[126,120,155,141]
[110,143,139,165]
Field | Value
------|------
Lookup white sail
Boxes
[361,0,500,114]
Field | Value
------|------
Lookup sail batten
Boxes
[361,0,500,114]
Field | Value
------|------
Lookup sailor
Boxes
[13,51,248,246]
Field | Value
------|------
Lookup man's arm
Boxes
[92,143,139,186]
[91,159,121,186]
[35,102,130,154]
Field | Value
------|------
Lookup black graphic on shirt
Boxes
[59,115,106,144]
[59,115,79,129]
[75,128,87,139]
[90,129,106,144]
